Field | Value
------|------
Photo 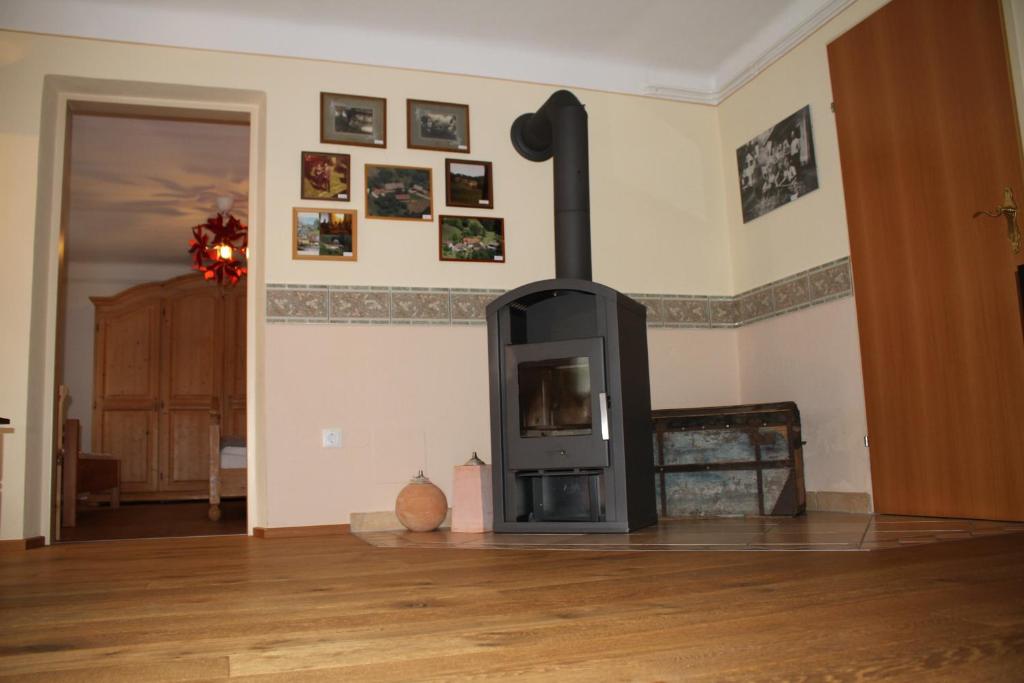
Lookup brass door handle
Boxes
[973,187,1021,254]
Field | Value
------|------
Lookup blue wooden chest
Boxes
[651,402,806,517]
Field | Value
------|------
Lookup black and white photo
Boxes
[407,99,470,152]
[320,92,387,148]
[736,105,818,223]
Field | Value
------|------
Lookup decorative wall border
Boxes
[266,257,852,328]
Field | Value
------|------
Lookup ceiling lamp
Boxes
[189,196,248,285]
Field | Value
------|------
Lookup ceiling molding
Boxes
[644,0,857,104]
[1,0,858,105]
[715,0,857,102]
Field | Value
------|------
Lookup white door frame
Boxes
[29,75,267,541]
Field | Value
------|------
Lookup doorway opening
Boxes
[56,105,251,542]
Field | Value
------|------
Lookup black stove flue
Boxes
[487,91,657,533]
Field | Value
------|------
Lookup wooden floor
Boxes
[358,512,1024,552]
[1,530,1023,680]
[59,500,247,542]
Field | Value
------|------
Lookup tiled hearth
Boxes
[354,512,1024,552]
[267,257,853,327]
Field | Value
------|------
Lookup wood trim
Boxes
[68,101,250,125]
[252,524,350,539]
[806,491,873,514]
[0,536,46,552]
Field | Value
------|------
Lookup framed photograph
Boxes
[292,208,357,260]
[365,164,433,221]
[439,215,505,263]
[407,99,470,152]
[737,104,819,223]
[445,159,493,209]
[300,151,350,201]
[320,92,386,148]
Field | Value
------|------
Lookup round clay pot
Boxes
[395,471,448,532]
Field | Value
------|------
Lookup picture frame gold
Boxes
[292,207,358,261]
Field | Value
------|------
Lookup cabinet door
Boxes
[93,302,161,492]
[159,289,223,492]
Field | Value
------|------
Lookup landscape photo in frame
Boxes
[736,105,818,223]
[365,164,433,221]
[445,159,493,209]
[439,215,504,262]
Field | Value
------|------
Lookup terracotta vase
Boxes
[395,471,448,532]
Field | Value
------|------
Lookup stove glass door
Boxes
[504,337,609,470]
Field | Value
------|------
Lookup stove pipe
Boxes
[510,90,591,281]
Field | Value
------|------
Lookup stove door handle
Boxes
[599,392,610,441]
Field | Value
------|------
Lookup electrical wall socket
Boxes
[322,428,342,448]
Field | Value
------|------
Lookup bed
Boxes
[208,404,247,521]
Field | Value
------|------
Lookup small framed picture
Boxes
[365,164,433,221]
[293,208,357,260]
[320,92,387,148]
[301,151,351,201]
[445,159,493,209]
[439,215,505,263]
[407,99,470,152]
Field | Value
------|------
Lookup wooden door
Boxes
[829,0,1024,520]
[92,301,161,492]
[159,288,223,492]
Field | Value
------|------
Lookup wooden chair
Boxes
[209,402,247,521]
[61,418,121,528]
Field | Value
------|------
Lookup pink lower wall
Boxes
[737,297,872,498]
[264,299,867,528]
[264,324,740,527]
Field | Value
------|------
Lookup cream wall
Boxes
[718,0,889,293]
[715,0,893,506]
[737,298,870,495]
[0,30,735,538]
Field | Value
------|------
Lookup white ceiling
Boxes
[1,0,854,103]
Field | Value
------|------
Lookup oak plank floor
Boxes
[1,532,1022,681]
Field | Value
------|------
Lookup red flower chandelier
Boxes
[188,198,248,286]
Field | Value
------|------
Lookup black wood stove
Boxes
[486,91,657,533]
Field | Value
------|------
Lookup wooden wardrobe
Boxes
[91,274,246,500]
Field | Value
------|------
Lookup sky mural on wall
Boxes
[67,114,250,266]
